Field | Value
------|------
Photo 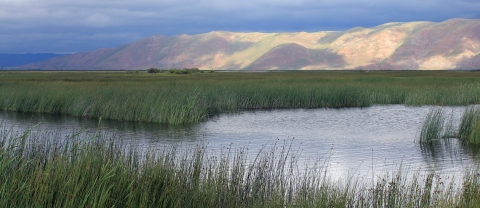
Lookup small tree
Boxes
[147,68,161,73]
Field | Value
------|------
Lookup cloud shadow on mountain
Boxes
[244,43,345,70]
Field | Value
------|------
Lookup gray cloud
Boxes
[0,0,479,53]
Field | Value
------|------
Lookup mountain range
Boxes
[0,53,67,68]
[17,18,480,70]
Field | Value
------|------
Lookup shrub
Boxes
[146,68,162,73]
[166,68,201,74]
[126,70,140,74]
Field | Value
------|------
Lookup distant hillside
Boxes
[17,18,480,70]
[0,53,68,68]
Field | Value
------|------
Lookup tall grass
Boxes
[459,107,480,144]
[0,125,479,207]
[420,107,480,145]
[0,71,479,124]
[419,109,445,143]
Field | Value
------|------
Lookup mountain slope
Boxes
[18,18,480,70]
[0,53,67,68]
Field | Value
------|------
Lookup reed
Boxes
[459,107,477,140]
[419,109,445,143]
[469,119,480,144]
[418,108,458,143]
[458,107,480,144]
[0,125,479,207]
[420,106,480,144]
[0,71,479,124]
[441,110,457,139]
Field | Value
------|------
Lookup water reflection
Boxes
[1,105,479,181]
[419,140,471,172]
[459,141,480,158]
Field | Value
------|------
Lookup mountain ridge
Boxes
[0,53,68,68]
[17,18,480,70]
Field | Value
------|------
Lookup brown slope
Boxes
[245,43,344,70]
[19,48,116,70]
[19,33,255,70]
[17,18,480,70]
[357,19,480,70]
[457,53,480,70]
[331,22,428,69]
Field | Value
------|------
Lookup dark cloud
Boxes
[0,0,479,53]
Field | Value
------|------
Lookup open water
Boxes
[1,105,478,181]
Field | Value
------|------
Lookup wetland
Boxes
[1,70,480,207]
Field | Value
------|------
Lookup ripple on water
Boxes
[0,105,478,181]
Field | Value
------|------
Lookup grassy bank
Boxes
[1,125,479,207]
[1,71,479,124]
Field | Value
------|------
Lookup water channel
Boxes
[1,105,479,182]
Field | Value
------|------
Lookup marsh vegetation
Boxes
[1,125,479,207]
[1,70,480,207]
[419,106,480,144]
[146,67,201,74]
[0,70,479,124]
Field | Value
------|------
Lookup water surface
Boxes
[1,105,478,181]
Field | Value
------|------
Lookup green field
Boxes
[1,70,479,124]
[1,126,479,207]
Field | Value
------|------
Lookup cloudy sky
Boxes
[1,0,479,54]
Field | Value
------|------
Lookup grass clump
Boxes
[125,70,141,74]
[146,67,201,74]
[419,109,445,143]
[167,68,201,74]
[418,108,458,143]
[459,107,480,144]
[469,120,480,144]
[421,106,480,145]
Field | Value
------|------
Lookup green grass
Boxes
[469,120,480,144]
[458,107,480,144]
[0,70,479,124]
[419,108,445,143]
[0,125,479,207]
[418,108,458,143]
[420,106,480,145]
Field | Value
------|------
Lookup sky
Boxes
[1,0,479,54]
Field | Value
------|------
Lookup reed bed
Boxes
[0,71,479,124]
[1,125,479,207]
[459,107,480,144]
[419,106,480,145]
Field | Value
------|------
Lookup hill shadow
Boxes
[244,43,346,70]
